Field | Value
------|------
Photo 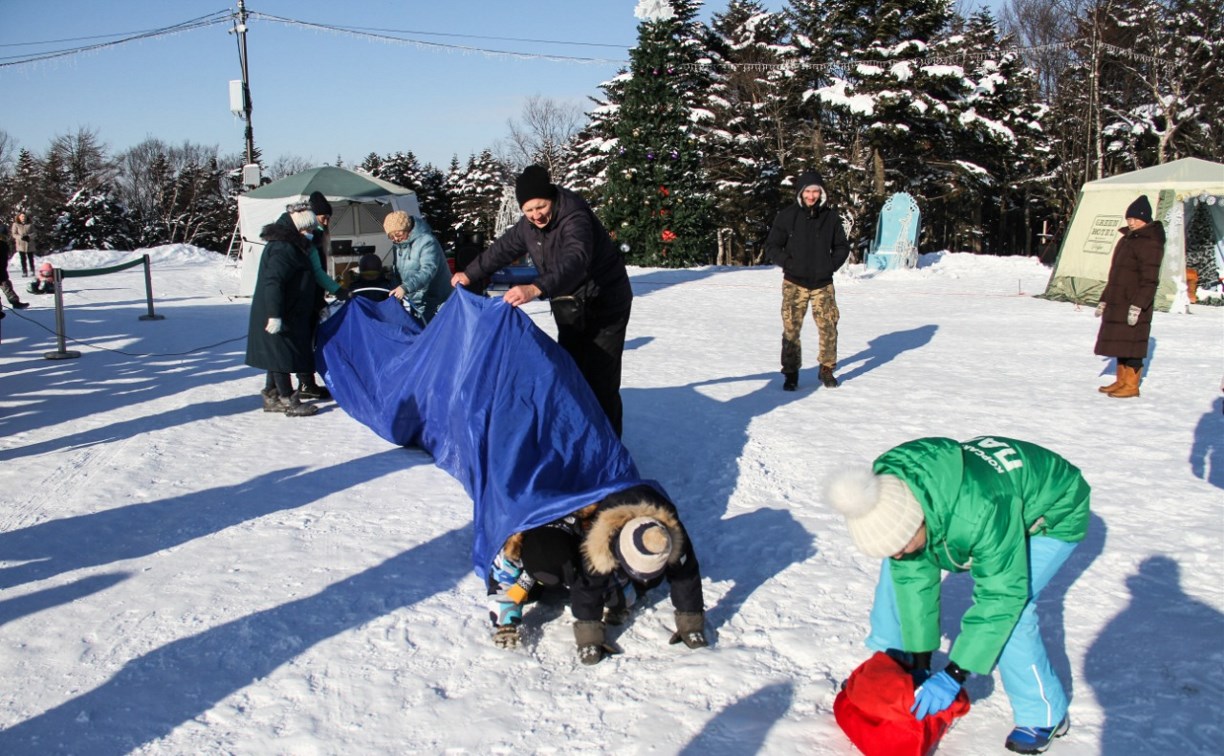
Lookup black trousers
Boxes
[556,304,631,438]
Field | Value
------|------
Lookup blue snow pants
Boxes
[865,535,1078,727]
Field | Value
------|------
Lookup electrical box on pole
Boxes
[228,80,244,117]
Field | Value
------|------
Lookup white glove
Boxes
[1094,302,1105,318]
[1127,305,1140,326]
[265,317,283,334]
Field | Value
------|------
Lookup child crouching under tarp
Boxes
[486,483,707,664]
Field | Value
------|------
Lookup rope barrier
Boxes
[44,253,165,361]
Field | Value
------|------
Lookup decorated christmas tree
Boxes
[597,0,716,267]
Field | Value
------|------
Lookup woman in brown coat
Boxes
[1094,195,1164,398]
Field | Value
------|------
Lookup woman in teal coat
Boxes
[383,210,451,323]
[826,436,1091,754]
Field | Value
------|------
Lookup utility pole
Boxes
[231,0,256,167]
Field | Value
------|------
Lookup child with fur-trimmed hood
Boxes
[486,483,707,664]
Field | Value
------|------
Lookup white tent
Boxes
[236,167,419,296]
[1042,157,1224,312]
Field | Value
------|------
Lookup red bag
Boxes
[833,652,971,756]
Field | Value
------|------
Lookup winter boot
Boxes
[1005,715,1069,754]
[782,372,798,391]
[1098,363,1124,393]
[296,375,331,401]
[1,280,29,309]
[574,620,610,665]
[819,365,840,388]
[278,392,319,417]
[261,388,283,413]
[1108,365,1141,399]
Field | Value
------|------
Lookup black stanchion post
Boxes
[44,267,80,360]
[139,254,164,321]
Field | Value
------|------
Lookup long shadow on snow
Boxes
[0,301,249,440]
[1189,397,1224,490]
[0,526,471,756]
[0,396,252,463]
[623,373,816,635]
[834,324,937,385]
[0,573,131,628]
[1085,555,1224,756]
[937,512,1106,708]
[0,449,412,590]
[679,681,794,756]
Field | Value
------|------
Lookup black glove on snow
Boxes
[668,611,708,649]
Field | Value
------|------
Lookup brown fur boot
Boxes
[1098,363,1124,393]
[1108,365,1141,398]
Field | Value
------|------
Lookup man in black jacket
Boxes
[452,165,633,436]
[765,171,851,391]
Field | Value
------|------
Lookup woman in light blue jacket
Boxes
[383,210,451,323]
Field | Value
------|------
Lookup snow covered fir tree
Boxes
[591,0,718,267]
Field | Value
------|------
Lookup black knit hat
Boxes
[515,165,556,208]
[308,191,333,218]
[358,253,383,273]
[1125,195,1153,224]
[520,526,575,586]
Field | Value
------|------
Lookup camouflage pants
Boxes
[781,280,839,373]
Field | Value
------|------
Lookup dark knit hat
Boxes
[1125,195,1153,224]
[520,526,575,586]
[515,165,556,208]
[358,253,383,273]
[308,191,333,218]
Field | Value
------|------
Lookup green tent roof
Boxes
[244,166,414,200]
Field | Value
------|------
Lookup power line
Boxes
[247,11,628,65]
[0,11,233,67]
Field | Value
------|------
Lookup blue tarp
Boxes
[316,288,643,578]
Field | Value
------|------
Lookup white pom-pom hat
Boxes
[824,469,924,558]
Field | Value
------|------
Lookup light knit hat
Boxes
[824,470,924,558]
[612,517,672,581]
[286,201,317,232]
[383,210,413,235]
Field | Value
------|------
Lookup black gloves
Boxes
[668,611,708,649]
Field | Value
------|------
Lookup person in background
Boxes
[244,201,323,417]
[825,436,1091,755]
[10,212,35,278]
[451,165,633,436]
[26,261,55,295]
[383,210,451,323]
[296,190,348,400]
[765,171,851,391]
[349,253,395,302]
[1093,194,1163,399]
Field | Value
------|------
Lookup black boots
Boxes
[262,388,318,416]
[782,372,798,391]
[296,374,331,400]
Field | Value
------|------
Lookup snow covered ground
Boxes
[0,246,1221,755]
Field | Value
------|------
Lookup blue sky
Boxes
[1,1,1000,171]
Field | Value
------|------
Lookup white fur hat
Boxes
[612,516,672,581]
[824,470,924,558]
[286,201,317,232]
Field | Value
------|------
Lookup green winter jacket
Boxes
[874,436,1091,674]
